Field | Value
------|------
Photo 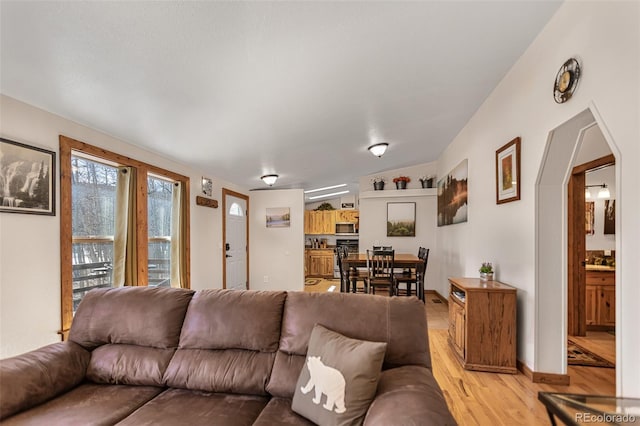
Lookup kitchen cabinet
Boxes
[335,210,359,223]
[447,277,517,374]
[306,249,334,277]
[304,210,336,235]
[585,270,615,329]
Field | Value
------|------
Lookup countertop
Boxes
[585,264,615,272]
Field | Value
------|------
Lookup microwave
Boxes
[335,222,357,235]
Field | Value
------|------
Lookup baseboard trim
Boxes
[425,289,449,305]
[517,359,571,385]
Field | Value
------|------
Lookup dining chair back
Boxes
[366,249,395,296]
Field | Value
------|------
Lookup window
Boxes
[229,202,244,216]
[60,136,190,337]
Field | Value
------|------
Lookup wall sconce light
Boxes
[585,183,610,199]
[261,174,279,186]
[368,143,389,157]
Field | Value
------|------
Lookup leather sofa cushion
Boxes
[253,397,315,426]
[69,287,195,350]
[87,344,176,386]
[0,342,90,420]
[277,292,430,368]
[116,388,269,426]
[265,351,306,398]
[178,289,286,352]
[0,384,163,426]
[164,349,275,396]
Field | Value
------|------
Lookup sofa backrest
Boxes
[163,289,287,396]
[266,292,431,398]
[69,286,195,386]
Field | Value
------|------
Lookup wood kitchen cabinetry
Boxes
[335,210,359,223]
[304,211,336,235]
[448,277,517,374]
[305,249,334,277]
[585,270,615,329]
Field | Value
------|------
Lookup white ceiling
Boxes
[0,1,561,195]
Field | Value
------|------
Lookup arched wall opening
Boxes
[535,105,621,389]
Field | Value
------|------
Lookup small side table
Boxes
[538,392,640,425]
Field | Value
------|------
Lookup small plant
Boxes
[371,176,386,184]
[315,202,335,211]
[479,262,493,273]
[419,175,434,182]
[392,176,411,183]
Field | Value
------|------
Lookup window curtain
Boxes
[113,167,137,286]
[170,181,188,288]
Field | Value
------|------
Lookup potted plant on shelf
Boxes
[371,176,386,191]
[392,176,411,190]
[419,175,435,188]
[479,262,494,281]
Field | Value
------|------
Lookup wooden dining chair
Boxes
[365,249,395,296]
[344,246,368,293]
[394,247,429,301]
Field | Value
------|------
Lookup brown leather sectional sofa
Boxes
[0,287,456,425]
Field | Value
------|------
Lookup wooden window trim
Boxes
[59,135,190,337]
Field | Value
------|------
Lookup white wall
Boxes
[359,194,438,290]
[434,1,639,396]
[0,95,248,358]
[249,189,305,292]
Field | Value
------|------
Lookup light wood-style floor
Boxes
[304,279,616,425]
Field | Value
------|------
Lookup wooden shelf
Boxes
[359,188,437,199]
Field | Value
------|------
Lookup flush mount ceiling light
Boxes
[585,183,610,199]
[304,183,347,194]
[368,143,389,157]
[261,174,278,186]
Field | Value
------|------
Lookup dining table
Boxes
[342,253,423,300]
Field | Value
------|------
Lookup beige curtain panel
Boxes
[170,181,188,288]
[113,167,137,287]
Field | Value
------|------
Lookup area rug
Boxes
[568,340,615,368]
[305,278,321,286]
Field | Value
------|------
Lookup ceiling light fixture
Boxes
[368,143,389,157]
[585,183,610,199]
[307,190,349,201]
[261,174,279,186]
[304,184,347,194]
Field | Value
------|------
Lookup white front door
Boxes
[224,192,248,290]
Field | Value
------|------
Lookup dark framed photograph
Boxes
[604,199,615,235]
[0,138,56,215]
[496,137,521,204]
[387,202,416,237]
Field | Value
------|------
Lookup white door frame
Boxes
[222,188,249,289]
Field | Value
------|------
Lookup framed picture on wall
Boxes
[437,159,468,226]
[496,137,521,204]
[604,200,615,234]
[0,138,56,215]
[585,202,595,235]
[387,202,416,237]
[266,207,290,228]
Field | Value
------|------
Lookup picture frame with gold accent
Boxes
[496,137,521,204]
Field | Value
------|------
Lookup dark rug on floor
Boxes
[568,340,615,368]
[305,278,321,286]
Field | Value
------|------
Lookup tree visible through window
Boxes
[147,175,173,287]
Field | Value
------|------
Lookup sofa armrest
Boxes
[364,366,457,426]
[0,341,91,420]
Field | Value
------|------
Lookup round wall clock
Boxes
[554,58,581,103]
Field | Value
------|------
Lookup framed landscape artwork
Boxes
[437,159,468,226]
[0,138,56,215]
[496,137,521,204]
[387,202,416,237]
[266,207,290,228]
